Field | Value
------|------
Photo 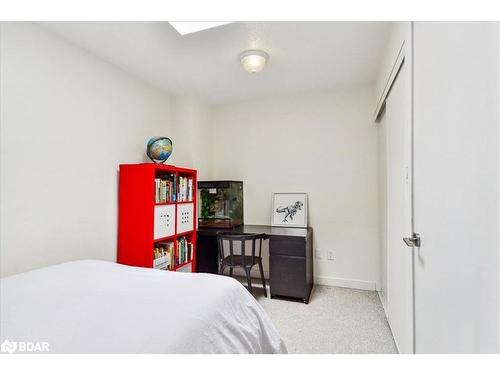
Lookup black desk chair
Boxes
[217,233,267,297]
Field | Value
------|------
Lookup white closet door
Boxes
[385,60,414,354]
[413,22,499,353]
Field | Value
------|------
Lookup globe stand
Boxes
[147,155,167,164]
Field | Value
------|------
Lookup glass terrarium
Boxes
[198,181,243,229]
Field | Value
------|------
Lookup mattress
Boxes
[0,260,287,354]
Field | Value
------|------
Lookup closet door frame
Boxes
[375,22,415,354]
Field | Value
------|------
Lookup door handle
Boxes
[403,233,421,247]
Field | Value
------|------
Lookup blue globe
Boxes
[147,137,173,164]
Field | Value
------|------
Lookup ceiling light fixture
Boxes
[239,50,269,74]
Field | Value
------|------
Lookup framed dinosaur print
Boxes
[272,192,308,228]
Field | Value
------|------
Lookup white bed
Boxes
[0,260,287,354]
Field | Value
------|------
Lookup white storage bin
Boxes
[176,203,194,234]
[154,204,175,240]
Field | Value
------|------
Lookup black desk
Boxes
[197,225,313,303]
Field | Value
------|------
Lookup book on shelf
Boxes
[153,241,175,270]
[188,178,193,202]
[154,174,176,204]
[176,236,193,265]
[155,175,193,204]
[177,176,194,203]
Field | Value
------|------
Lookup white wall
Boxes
[0,23,172,277]
[211,86,380,289]
[169,95,213,180]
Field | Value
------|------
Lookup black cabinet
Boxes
[196,233,219,274]
[269,233,313,303]
[269,255,306,298]
[197,225,313,303]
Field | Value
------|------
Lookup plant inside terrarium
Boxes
[199,183,243,228]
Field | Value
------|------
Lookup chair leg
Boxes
[258,260,267,297]
[229,267,233,277]
[245,268,253,295]
[219,263,225,275]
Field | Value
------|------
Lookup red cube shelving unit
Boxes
[117,163,197,272]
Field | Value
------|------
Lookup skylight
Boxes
[168,22,232,36]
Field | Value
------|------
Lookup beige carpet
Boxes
[251,284,398,354]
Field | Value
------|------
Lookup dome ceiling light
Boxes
[239,50,269,74]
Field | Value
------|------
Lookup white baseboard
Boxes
[314,276,377,291]
[378,290,388,317]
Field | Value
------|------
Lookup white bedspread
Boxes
[0,260,286,354]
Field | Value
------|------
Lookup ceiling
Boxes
[40,21,391,104]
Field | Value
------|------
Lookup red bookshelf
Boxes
[117,163,197,272]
